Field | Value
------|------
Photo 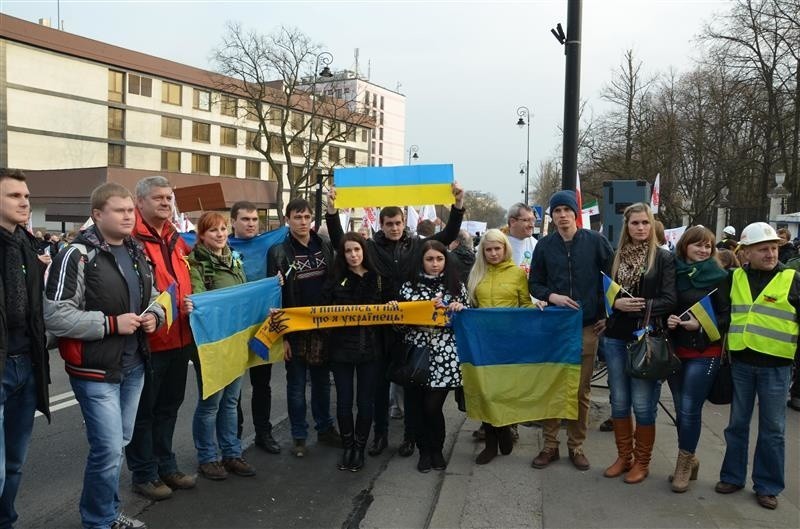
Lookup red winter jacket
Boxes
[133,211,193,352]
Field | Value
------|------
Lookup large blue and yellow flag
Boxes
[181,226,288,282]
[689,293,721,341]
[189,277,283,399]
[333,164,454,208]
[453,307,583,426]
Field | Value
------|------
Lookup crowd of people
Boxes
[1,166,799,529]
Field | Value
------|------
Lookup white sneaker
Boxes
[112,512,147,529]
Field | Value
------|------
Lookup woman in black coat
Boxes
[323,232,393,472]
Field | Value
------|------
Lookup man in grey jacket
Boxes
[44,182,164,529]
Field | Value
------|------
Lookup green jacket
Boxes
[474,259,534,308]
[188,243,246,293]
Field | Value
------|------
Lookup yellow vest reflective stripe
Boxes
[728,268,798,359]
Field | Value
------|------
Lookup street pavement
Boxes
[15,354,800,529]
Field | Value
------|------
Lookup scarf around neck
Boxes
[616,242,649,292]
[675,256,728,291]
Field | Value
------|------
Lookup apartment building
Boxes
[0,14,371,229]
[305,70,406,167]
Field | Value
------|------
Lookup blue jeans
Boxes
[720,360,792,496]
[604,337,662,425]
[285,358,333,440]
[70,363,145,529]
[667,356,719,453]
[192,364,243,465]
[0,355,38,529]
[125,345,191,483]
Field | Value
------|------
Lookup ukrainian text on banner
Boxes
[189,277,282,399]
[452,307,583,427]
[333,164,454,208]
[251,301,449,350]
[181,226,288,282]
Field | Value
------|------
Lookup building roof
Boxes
[0,14,374,127]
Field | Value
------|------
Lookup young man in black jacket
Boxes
[44,182,164,529]
[528,190,614,471]
[267,198,339,458]
[0,169,51,528]
[325,184,465,457]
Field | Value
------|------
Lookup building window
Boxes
[311,118,323,135]
[161,150,181,172]
[361,128,368,142]
[128,74,152,97]
[379,143,383,156]
[161,116,181,139]
[345,149,356,164]
[289,165,304,180]
[269,107,283,125]
[192,122,210,143]
[108,108,124,140]
[162,81,182,106]
[379,113,384,125]
[364,91,370,106]
[246,100,259,121]
[193,89,211,111]
[192,153,210,174]
[220,126,237,147]
[246,160,260,179]
[108,70,124,102]
[373,94,377,107]
[269,135,283,154]
[380,95,384,110]
[291,112,304,130]
[379,128,384,141]
[371,141,375,154]
[108,144,124,167]
[328,145,340,162]
[220,156,237,177]
[336,89,342,99]
[246,130,261,150]
[268,163,282,181]
[378,158,383,167]
[220,94,237,117]
[291,140,304,157]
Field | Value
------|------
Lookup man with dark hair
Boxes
[45,181,164,529]
[124,176,196,501]
[268,198,339,457]
[416,219,436,238]
[0,168,51,528]
[230,201,280,454]
[326,184,465,457]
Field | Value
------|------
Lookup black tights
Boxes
[406,386,449,452]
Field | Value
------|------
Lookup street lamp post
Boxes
[407,144,419,165]
[516,106,531,205]
[308,51,333,226]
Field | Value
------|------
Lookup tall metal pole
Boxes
[516,106,531,205]
[309,52,333,226]
[561,0,582,191]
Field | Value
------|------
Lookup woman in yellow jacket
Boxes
[466,229,538,464]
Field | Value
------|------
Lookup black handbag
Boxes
[625,300,682,380]
[707,337,733,405]
[388,342,430,387]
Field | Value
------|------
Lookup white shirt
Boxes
[509,235,537,278]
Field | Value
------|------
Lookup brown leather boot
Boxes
[624,424,655,484]
[603,417,634,478]
[671,449,694,493]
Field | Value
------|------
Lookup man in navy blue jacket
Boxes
[528,190,614,471]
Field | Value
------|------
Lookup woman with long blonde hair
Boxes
[466,229,534,464]
[603,203,676,484]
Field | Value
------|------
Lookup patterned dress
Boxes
[398,274,469,389]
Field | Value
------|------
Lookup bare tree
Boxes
[212,23,374,221]
[462,191,507,229]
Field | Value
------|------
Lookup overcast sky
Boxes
[2,0,729,209]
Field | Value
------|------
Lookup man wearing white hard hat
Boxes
[716,222,798,510]
[717,225,738,251]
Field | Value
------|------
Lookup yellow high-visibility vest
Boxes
[729,268,798,359]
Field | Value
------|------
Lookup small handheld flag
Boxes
[687,292,720,341]
[152,283,179,330]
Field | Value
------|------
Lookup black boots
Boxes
[337,416,355,471]
[476,424,498,465]
[350,415,370,472]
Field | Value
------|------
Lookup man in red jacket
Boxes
[125,176,196,500]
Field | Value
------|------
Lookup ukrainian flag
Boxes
[333,164,454,208]
[452,307,583,427]
[602,272,622,317]
[689,294,721,341]
[154,283,178,330]
[189,277,282,399]
[181,226,288,282]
